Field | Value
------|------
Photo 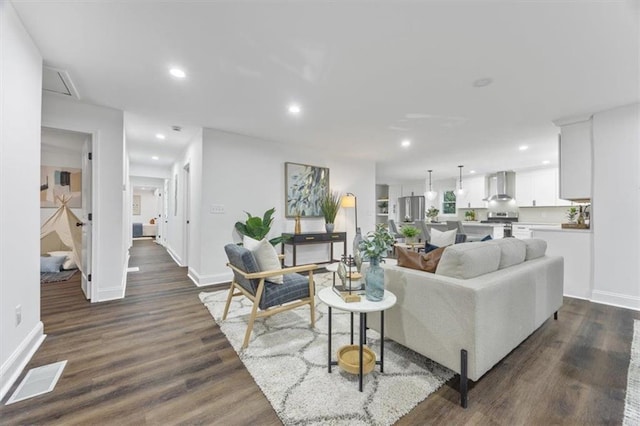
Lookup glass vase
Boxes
[365,257,384,301]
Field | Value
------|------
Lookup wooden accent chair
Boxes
[223,244,317,349]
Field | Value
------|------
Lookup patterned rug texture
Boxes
[624,319,640,425]
[40,269,77,283]
[199,273,453,426]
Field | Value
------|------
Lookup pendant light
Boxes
[456,165,466,197]
[425,170,438,201]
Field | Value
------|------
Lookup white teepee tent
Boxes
[40,196,83,273]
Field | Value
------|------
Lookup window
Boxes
[442,190,456,214]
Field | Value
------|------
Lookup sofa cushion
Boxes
[431,228,457,247]
[435,243,501,279]
[523,238,547,260]
[397,246,446,273]
[488,238,527,269]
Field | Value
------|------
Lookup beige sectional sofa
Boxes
[369,238,564,407]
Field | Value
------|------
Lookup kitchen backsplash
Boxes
[457,206,572,224]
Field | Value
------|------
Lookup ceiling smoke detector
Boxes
[171,125,182,132]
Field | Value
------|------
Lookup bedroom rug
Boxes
[624,319,640,425]
[40,269,77,283]
[199,273,453,426]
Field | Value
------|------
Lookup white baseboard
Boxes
[591,290,640,312]
[166,246,184,267]
[187,268,231,287]
[0,322,46,400]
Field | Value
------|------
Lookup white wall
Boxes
[0,0,44,400]
[591,103,640,310]
[188,128,376,286]
[132,189,157,224]
[165,130,203,267]
[129,163,170,179]
[41,93,126,302]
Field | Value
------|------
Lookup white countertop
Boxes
[532,227,592,233]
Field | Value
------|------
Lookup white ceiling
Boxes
[13,1,640,182]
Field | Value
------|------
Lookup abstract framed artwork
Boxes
[40,165,82,208]
[285,162,329,218]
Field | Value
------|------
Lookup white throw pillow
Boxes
[430,228,457,247]
[243,236,283,284]
[48,250,77,270]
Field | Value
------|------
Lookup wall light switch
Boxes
[210,204,225,214]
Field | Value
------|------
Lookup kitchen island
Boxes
[532,227,592,299]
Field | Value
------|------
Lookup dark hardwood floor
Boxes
[1,239,637,425]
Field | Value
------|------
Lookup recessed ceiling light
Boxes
[519,145,529,151]
[472,77,493,88]
[542,160,550,165]
[288,104,301,115]
[155,133,165,140]
[151,156,159,160]
[469,170,476,174]
[401,139,411,147]
[169,67,186,79]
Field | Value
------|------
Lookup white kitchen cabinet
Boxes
[558,119,592,201]
[456,175,486,209]
[516,167,570,207]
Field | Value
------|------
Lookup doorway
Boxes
[40,127,93,300]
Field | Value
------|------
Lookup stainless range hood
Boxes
[484,171,516,201]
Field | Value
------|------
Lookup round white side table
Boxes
[317,287,397,391]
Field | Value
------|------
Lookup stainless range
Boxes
[481,212,519,237]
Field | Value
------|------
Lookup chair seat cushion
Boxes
[261,273,311,309]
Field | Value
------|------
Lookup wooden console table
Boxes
[281,232,347,267]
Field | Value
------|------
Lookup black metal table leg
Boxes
[380,310,384,373]
[350,312,354,344]
[328,306,332,373]
[359,312,365,392]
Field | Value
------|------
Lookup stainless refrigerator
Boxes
[398,195,425,222]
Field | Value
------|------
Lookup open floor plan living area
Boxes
[1,1,639,424]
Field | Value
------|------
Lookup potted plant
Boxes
[358,224,395,301]
[426,206,439,223]
[464,210,476,221]
[235,207,283,246]
[400,225,420,244]
[320,190,341,233]
[378,200,388,214]
[566,206,578,223]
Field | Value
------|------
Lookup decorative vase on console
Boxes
[352,227,363,271]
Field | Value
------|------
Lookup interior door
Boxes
[183,164,190,265]
[81,136,93,300]
[162,179,169,246]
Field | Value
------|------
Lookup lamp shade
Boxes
[341,194,356,208]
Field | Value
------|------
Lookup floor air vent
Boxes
[5,360,67,405]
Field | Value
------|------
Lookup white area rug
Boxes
[624,319,640,425]
[199,273,453,425]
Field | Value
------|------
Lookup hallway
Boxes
[0,240,280,425]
